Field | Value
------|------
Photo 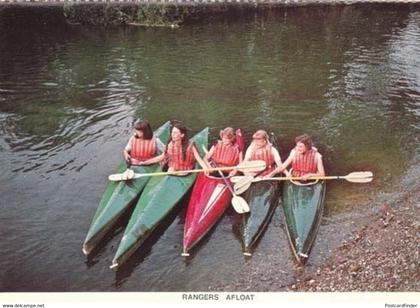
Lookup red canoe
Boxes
[182,173,231,255]
[182,129,244,256]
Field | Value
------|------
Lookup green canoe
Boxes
[241,133,281,256]
[82,121,171,255]
[282,180,326,263]
[241,181,280,256]
[110,127,209,270]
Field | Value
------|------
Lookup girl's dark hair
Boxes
[295,134,313,149]
[134,120,153,140]
[166,122,190,160]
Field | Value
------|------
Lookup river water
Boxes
[0,4,419,291]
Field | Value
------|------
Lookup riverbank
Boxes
[1,1,419,28]
[210,170,419,292]
[295,186,419,291]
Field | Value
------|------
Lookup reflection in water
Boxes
[0,5,419,291]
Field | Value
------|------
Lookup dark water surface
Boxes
[0,5,419,291]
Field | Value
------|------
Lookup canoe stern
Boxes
[282,181,326,263]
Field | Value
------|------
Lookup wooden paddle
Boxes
[108,160,267,182]
[233,171,374,195]
[202,146,250,214]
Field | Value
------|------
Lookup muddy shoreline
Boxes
[210,177,419,292]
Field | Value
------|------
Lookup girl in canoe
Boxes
[139,122,202,174]
[123,119,165,165]
[243,130,282,178]
[204,127,244,177]
[278,133,325,180]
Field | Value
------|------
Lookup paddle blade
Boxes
[346,171,373,178]
[231,196,250,214]
[234,178,253,195]
[108,169,135,181]
[236,160,266,173]
[108,174,125,181]
[230,176,248,183]
[230,175,252,184]
[229,176,242,183]
[344,171,373,183]
[345,176,373,183]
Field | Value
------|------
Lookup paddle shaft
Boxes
[221,175,236,196]
[132,163,264,179]
[204,149,236,196]
[259,175,371,181]
[232,171,373,183]
[264,175,350,181]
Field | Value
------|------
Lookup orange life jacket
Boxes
[166,141,196,171]
[130,137,157,162]
[212,141,240,167]
[250,144,276,176]
[291,148,318,177]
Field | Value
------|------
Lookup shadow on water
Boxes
[235,181,281,256]
[113,189,192,287]
[241,203,281,257]
[231,210,243,242]
[84,198,139,268]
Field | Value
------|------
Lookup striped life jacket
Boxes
[291,148,318,177]
[130,137,157,162]
[166,141,196,171]
[250,144,276,176]
[212,141,240,167]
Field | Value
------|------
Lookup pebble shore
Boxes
[210,182,419,292]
